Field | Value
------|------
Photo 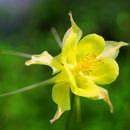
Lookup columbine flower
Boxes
[19,14,128,124]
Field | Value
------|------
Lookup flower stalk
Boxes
[0,78,55,98]
[1,50,32,58]
[75,95,81,122]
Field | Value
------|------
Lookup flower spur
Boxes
[0,13,128,124]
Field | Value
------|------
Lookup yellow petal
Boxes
[64,65,113,113]
[98,41,129,59]
[25,51,62,74]
[77,34,105,59]
[51,82,70,124]
[61,13,82,65]
[90,57,119,85]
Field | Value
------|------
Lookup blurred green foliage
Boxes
[0,0,130,130]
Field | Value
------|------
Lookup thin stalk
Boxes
[1,50,32,58]
[65,93,74,130]
[51,27,62,47]
[0,78,55,98]
[75,95,81,123]
[65,94,81,130]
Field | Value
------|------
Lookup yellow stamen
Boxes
[75,55,103,73]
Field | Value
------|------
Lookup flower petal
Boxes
[25,51,62,73]
[50,82,70,124]
[98,41,129,59]
[64,66,113,113]
[90,57,119,85]
[61,13,82,65]
[77,34,105,59]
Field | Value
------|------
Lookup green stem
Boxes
[0,78,55,98]
[65,93,74,130]
[65,94,81,130]
[75,95,81,123]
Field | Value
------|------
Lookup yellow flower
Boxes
[25,13,128,124]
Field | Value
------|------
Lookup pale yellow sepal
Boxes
[25,51,52,65]
[98,41,129,59]
[25,51,61,74]
[61,13,82,65]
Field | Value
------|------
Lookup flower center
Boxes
[74,55,102,74]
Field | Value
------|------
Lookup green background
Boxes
[0,0,130,130]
